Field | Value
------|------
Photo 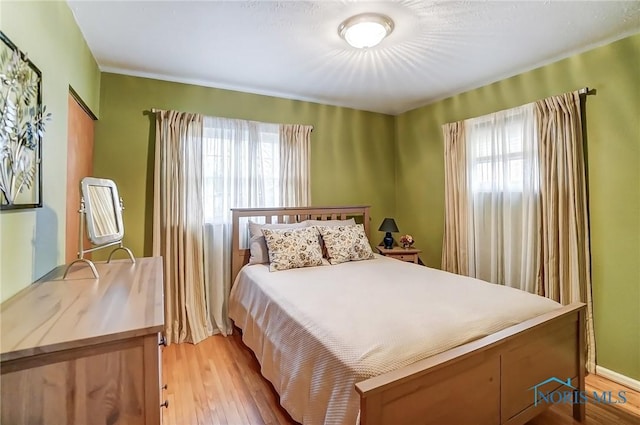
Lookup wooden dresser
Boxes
[0,257,165,425]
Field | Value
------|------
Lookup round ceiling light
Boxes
[338,13,394,49]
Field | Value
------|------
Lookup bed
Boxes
[229,205,586,425]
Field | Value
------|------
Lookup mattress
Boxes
[229,254,561,425]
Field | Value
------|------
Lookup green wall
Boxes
[0,1,100,301]
[94,73,396,259]
[396,34,640,380]
[3,0,634,382]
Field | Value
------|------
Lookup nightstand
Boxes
[377,246,421,264]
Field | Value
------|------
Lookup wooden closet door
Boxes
[65,92,95,262]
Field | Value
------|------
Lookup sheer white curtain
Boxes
[202,117,280,335]
[465,104,539,293]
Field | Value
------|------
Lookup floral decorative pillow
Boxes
[262,226,324,271]
[247,221,307,264]
[303,218,356,257]
[317,224,375,265]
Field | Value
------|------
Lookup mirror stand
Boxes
[63,196,135,279]
[107,245,135,263]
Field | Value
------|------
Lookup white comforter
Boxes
[229,255,561,425]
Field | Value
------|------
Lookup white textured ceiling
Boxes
[69,1,640,115]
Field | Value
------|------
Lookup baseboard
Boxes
[596,365,640,392]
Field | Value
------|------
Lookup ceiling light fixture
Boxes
[338,13,394,49]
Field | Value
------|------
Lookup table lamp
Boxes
[378,218,399,249]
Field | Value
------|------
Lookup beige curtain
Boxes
[153,110,213,345]
[441,121,469,275]
[535,91,596,373]
[279,124,312,206]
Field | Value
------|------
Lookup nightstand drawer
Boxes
[377,246,421,264]
[395,254,417,262]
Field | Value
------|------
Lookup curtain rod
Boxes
[579,87,595,96]
[150,108,314,131]
[153,87,595,115]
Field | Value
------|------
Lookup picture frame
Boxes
[0,31,44,210]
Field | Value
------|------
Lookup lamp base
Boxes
[383,233,394,249]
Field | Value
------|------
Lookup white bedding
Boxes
[229,254,561,425]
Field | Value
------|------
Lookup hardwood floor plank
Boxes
[195,345,224,425]
[227,334,285,425]
[187,343,215,425]
[219,340,266,424]
[585,373,639,417]
[163,334,639,425]
[176,344,199,425]
[203,340,241,425]
[229,333,296,425]
[209,337,255,424]
[204,354,229,425]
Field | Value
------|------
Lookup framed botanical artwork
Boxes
[0,31,50,210]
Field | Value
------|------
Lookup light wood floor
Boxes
[162,334,640,425]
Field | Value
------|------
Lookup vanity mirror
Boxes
[64,177,134,278]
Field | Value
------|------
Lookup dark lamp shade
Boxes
[378,218,399,233]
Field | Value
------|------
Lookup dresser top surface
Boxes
[1,257,164,362]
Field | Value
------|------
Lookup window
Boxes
[202,118,280,223]
[464,103,539,293]
[468,108,538,193]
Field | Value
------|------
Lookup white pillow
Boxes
[317,224,375,265]
[262,227,324,272]
[303,218,356,227]
[247,220,307,264]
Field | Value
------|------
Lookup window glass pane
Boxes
[202,119,280,223]
[468,110,534,193]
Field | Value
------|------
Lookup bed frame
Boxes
[231,205,586,425]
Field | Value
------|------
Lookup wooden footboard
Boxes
[356,303,586,425]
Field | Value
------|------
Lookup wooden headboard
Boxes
[231,205,371,283]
